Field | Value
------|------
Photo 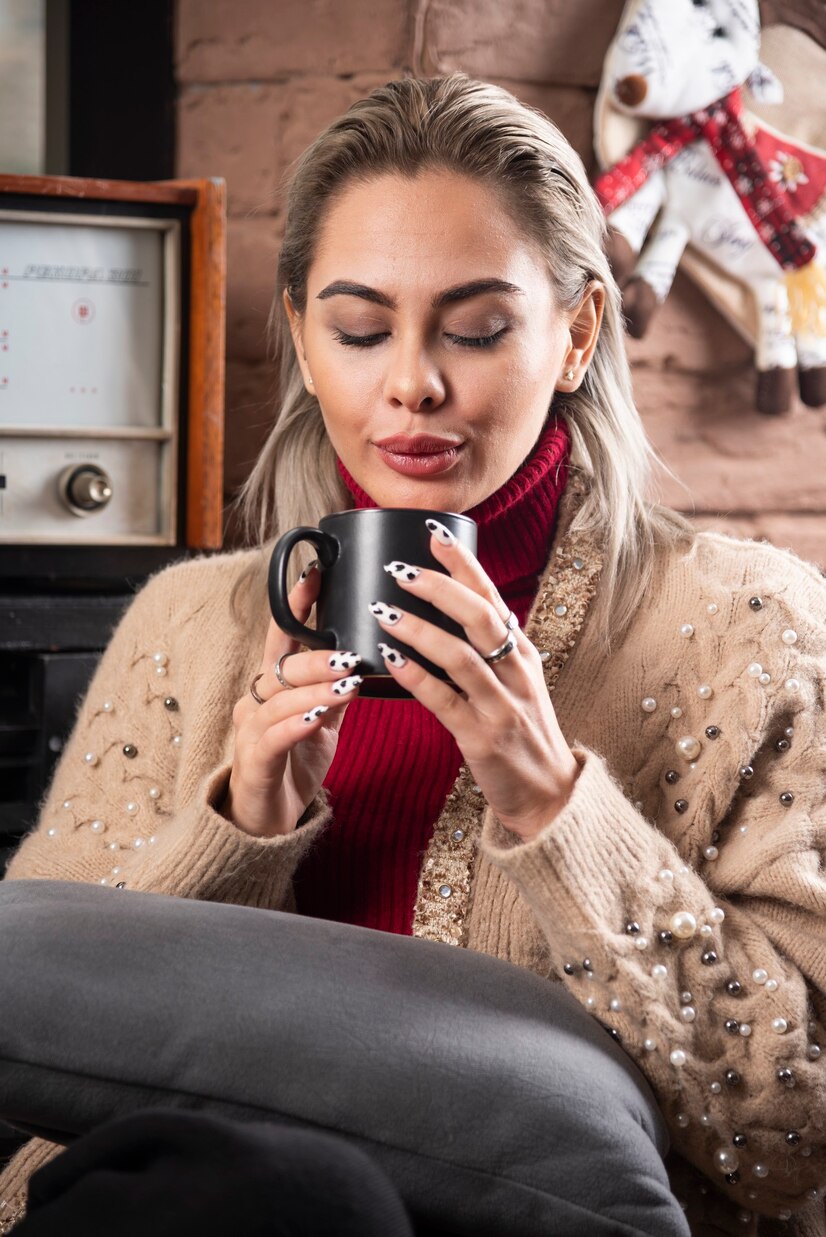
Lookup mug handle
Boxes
[268,527,339,649]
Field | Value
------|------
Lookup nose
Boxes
[615,74,648,107]
[382,340,446,412]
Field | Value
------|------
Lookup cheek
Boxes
[316,348,385,410]
[311,346,374,411]
[504,326,565,396]
[318,399,366,445]
[460,330,542,393]
[315,388,375,464]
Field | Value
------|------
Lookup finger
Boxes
[384,563,519,661]
[254,699,348,766]
[375,635,473,737]
[254,647,365,705]
[262,560,323,670]
[423,520,510,616]
[371,599,508,711]
[242,675,362,746]
[402,527,532,658]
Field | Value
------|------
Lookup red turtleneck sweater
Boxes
[292,415,571,934]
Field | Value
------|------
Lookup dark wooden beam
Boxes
[68,0,176,181]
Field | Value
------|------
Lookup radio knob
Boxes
[58,464,113,516]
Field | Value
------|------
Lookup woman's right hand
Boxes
[220,564,362,837]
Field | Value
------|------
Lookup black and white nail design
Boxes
[331,675,363,696]
[299,558,320,582]
[369,601,403,624]
[303,705,329,723]
[378,642,407,667]
[383,561,421,582]
[425,518,456,546]
[329,651,362,671]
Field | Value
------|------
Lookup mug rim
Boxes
[320,507,476,527]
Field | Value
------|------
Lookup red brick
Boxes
[223,360,279,497]
[226,217,284,364]
[177,0,409,81]
[691,513,826,573]
[271,74,400,180]
[633,366,826,513]
[420,0,625,88]
[178,75,396,218]
[178,85,281,216]
[625,272,752,375]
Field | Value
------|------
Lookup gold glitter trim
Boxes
[411,476,605,946]
[409,762,486,944]
[527,531,605,698]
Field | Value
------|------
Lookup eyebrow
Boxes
[315,278,525,310]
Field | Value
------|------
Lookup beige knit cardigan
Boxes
[2,477,826,1237]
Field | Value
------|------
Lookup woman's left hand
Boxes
[371,520,581,842]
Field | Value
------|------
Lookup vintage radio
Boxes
[0,173,226,571]
[0,173,227,869]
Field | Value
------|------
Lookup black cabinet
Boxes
[0,593,131,875]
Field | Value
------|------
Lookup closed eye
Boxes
[332,328,509,349]
[449,329,508,348]
[333,330,388,347]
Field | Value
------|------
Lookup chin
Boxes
[380,486,452,510]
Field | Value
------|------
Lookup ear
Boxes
[746,63,784,105]
[282,287,314,393]
[560,281,605,388]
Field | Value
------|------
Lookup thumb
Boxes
[263,561,322,669]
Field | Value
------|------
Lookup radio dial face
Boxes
[58,464,114,517]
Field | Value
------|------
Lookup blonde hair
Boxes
[230,73,694,651]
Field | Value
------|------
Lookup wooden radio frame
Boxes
[0,172,226,551]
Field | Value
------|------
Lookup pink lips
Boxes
[374,441,464,477]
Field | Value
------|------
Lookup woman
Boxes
[2,72,826,1236]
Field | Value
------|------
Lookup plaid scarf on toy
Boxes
[594,86,815,272]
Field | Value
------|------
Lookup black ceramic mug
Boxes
[268,508,478,700]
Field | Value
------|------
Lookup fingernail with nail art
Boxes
[299,559,320,581]
[369,602,403,624]
[329,651,362,671]
[331,675,363,696]
[303,705,329,723]
[383,561,421,582]
[378,642,407,667]
[425,519,456,546]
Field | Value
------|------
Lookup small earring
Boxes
[564,368,575,382]
[307,375,314,387]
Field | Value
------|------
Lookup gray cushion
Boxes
[0,880,688,1236]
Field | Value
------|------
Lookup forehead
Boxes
[310,169,546,290]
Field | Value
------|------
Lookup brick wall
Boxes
[175,0,826,567]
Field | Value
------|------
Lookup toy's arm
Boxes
[606,170,667,258]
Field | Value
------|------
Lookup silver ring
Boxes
[249,673,266,704]
[275,652,297,690]
[482,634,518,664]
[504,610,519,631]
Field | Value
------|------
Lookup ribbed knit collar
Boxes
[334,414,571,600]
